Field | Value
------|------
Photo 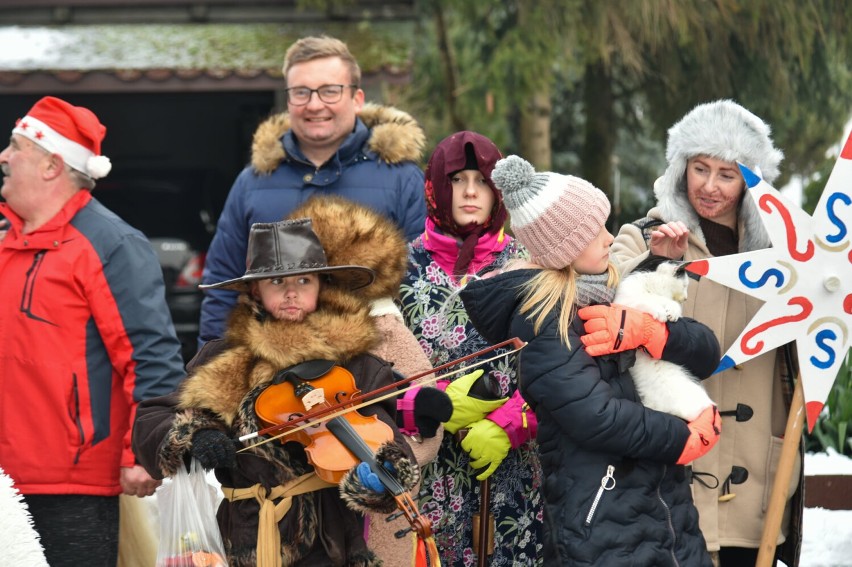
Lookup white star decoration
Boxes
[686,131,852,432]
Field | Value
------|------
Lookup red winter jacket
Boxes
[0,190,184,496]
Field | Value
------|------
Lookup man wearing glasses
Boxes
[199,35,427,346]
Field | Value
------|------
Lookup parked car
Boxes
[93,170,222,364]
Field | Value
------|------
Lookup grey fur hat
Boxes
[654,99,784,252]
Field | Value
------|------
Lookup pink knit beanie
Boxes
[491,155,610,269]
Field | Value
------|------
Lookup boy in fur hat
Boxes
[611,100,800,567]
[285,195,452,567]
[132,218,420,567]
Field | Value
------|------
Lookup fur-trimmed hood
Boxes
[178,286,378,424]
[287,195,409,301]
[251,103,426,174]
[654,99,784,252]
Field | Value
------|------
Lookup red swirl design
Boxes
[759,194,814,261]
[741,296,813,355]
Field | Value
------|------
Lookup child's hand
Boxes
[460,419,510,480]
[578,304,669,358]
[190,429,237,469]
[355,461,395,494]
[439,369,507,434]
[676,405,722,465]
[396,385,452,439]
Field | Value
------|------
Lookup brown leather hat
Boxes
[200,218,375,291]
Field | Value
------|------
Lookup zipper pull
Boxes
[613,310,627,350]
[585,465,616,525]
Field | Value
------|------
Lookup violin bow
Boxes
[237,337,526,451]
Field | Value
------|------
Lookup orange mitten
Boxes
[676,405,722,465]
[578,304,668,358]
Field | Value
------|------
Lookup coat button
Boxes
[303,174,313,182]
[53,241,59,247]
[23,240,28,246]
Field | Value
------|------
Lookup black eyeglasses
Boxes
[284,84,358,106]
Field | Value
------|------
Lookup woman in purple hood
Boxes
[399,132,544,566]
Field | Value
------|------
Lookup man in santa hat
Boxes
[0,96,185,566]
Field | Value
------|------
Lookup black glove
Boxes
[397,386,453,439]
[190,429,237,469]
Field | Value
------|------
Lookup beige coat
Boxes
[612,207,801,555]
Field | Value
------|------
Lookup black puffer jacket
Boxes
[460,269,717,566]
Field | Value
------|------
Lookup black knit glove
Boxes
[190,429,236,469]
[396,386,453,439]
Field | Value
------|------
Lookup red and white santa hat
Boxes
[12,96,112,179]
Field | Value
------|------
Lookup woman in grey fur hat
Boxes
[611,100,802,567]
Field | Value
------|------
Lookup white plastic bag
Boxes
[156,458,227,567]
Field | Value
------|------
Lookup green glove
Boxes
[442,369,508,434]
[460,418,511,481]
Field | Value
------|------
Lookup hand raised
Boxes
[649,221,689,260]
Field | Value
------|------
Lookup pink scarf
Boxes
[422,217,509,283]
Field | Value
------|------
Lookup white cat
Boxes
[614,255,714,422]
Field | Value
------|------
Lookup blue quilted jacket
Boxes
[199,104,426,344]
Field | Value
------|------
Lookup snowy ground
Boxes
[785,448,852,567]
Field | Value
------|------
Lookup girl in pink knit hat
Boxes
[399,132,544,566]
[459,155,723,566]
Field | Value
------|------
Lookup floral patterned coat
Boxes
[399,235,544,566]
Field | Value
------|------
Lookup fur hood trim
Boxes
[251,103,425,174]
[654,100,783,252]
[287,196,409,300]
[178,287,378,423]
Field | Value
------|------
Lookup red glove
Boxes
[577,304,668,358]
[676,405,722,465]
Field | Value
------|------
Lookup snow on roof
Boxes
[0,22,413,73]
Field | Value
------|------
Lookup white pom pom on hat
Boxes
[492,155,611,269]
[86,155,112,179]
[12,96,111,180]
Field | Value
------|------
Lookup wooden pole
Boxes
[477,476,491,567]
[756,376,805,567]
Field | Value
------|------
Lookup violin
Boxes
[242,338,527,448]
[254,361,394,484]
[254,361,441,567]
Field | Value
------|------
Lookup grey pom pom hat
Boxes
[200,218,375,291]
[491,155,610,269]
[654,99,784,252]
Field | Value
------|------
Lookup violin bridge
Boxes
[301,388,326,411]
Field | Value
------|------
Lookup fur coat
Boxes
[133,286,419,567]
[287,195,442,566]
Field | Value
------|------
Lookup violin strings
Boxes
[238,344,526,452]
